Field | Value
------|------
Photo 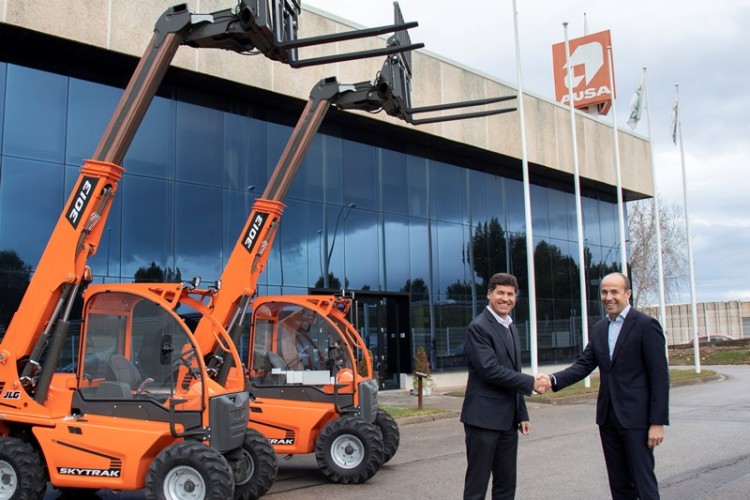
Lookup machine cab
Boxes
[248,296,368,392]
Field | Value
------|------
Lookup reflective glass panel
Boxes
[121,175,174,280]
[275,198,307,288]
[342,140,377,211]
[341,208,379,290]
[126,96,175,178]
[432,161,464,224]
[0,157,64,268]
[175,182,222,281]
[4,65,66,162]
[407,155,428,218]
[383,213,410,291]
[380,147,408,216]
[223,112,266,192]
[175,101,223,187]
[436,221,465,300]
[505,178,525,232]
[66,78,119,166]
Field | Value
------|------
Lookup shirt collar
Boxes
[487,305,513,328]
[607,303,631,323]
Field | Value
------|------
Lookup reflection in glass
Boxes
[407,155,428,218]
[383,214,410,292]
[66,79,120,166]
[175,182,222,281]
[432,161,464,224]
[380,148,408,216]
[176,101,223,187]
[435,221,465,301]
[4,65,67,162]
[223,113,265,191]
[121,175,174,279]
[505,178,525,233]
[0,157,64,268]
[126,96,175,178]
[275,198,307,288]
[343,140,377,211]
[341,209,379,290]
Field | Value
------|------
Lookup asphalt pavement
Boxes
[267,364,750,499]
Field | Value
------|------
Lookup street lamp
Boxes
[323,203,355,288]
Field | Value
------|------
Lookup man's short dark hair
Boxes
[488,273,518,292]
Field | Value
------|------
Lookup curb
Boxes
[397,410,460,426]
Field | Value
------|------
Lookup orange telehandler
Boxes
[0,1,426,498]
[187,3,518,484]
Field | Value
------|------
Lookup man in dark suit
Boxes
[549,272,670,499]
[461,273,549,500]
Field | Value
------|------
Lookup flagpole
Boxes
[564,22,590,388]
[512,0,539,376]
[642,68,668,339]
[606,46,629,276]
[674,83,701,373]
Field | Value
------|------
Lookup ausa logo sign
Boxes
[552,30,614,114]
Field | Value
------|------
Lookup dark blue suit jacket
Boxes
[552,308,670,428]
[460,308,534,431]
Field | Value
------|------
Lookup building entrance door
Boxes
[349,291,411,390]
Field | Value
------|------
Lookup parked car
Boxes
[691,334,736,345]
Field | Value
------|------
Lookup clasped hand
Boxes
[534,374,552,394]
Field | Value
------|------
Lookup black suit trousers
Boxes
[463,423,519,500]
[599,401,659,500]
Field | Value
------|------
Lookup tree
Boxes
[446,280,476,301]
[467,217,508,290]
[401,278,429,302]
[314,273,346,289]
[0,250,32,333]
[627,195,687,308]
[134,261,182,283]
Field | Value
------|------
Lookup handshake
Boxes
[533,374,552,394]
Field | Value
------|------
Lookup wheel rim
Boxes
[234,448,256,486]
[0,460,18,500]
[330,434,365,469]
[163,465,206,500]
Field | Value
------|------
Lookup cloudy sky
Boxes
[305,0,750,304]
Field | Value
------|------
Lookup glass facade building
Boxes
[0,60,623,378]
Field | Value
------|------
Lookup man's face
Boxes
[600,274,631,318]
[487,284,517,318]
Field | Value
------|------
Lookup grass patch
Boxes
[382,406,448,420]
[668,348,750,366]
[531,368,717,398]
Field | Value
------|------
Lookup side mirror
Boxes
[160,334,173,365]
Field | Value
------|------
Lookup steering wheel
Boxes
[173,348,201,380]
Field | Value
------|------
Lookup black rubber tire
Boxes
[231,429,278,500]
[374,408,400,464]
[0,436,46,500]
[145,441,234,500]
[314,416,384,484]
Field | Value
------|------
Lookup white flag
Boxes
[627,79,644,130]
[670,98,679,145]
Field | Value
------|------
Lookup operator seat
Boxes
[106,354,142,390]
